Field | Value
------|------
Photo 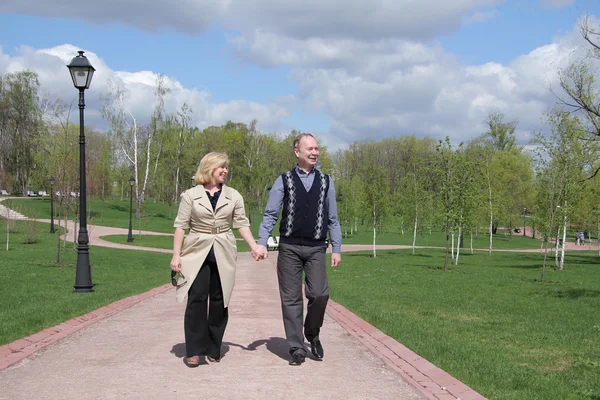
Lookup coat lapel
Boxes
[215,185,231,214]
[191,186,213,214]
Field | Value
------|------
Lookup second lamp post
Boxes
[127,176,135,242]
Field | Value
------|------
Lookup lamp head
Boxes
[67,51,95,89]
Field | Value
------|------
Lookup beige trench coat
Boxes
[173,184,250,307]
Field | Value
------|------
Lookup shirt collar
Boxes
[295,165,316,176]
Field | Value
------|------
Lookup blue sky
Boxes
[0,0,597,150]
[438,1,587,64]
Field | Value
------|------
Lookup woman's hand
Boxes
[170,255,182,273]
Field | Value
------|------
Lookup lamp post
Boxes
[523,207,527,237]
[127,176,135,242]
[191,175,197,187]
[67,50,95,293]
[49,176,55,233]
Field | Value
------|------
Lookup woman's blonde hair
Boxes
[194,152,229,185]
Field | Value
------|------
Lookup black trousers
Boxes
[184,260,228,358]
[277,243,329,356]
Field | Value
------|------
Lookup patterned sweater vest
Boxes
[279,169,330,246]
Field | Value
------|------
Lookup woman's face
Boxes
[211,164,228,184]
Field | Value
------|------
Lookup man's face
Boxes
[294,136,319,169]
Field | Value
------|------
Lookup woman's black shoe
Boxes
[310,339,324,359]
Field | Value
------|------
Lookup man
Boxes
[254,133,342,366]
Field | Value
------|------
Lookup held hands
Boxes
[251,245,268,261]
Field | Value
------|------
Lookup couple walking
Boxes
[169,133,342,367]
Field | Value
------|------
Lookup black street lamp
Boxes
[191,175,197,187]
[49,176,55,233]
[67,50,95,293]
[127,176,135,243]
[523,207,527,237]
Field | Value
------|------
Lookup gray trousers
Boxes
[277,243,329,356]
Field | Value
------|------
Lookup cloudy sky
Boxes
[0,0,596,150]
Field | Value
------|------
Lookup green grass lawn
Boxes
[4,197,179,233]
[0,219,171,346]
[101,234,252,253]
[329,249,600,399]
[4,197,269,234]
[341,228,544,249]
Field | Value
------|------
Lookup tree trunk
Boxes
[63,204,68,250]
[5,211,9,251]
[56,219,61,263]
[559,205,567,270]
[372,206,377,258]
[73,208,78,252]
[555,225,560,267]
[488,174,493,256]
[541,207,559,282]
[541,236,549,283]
[455,223,462,265]
[470,231,474,255]
[444,222,450,271]
[101,181,105,222]
[412,212,417,255]
[175,166,180,202]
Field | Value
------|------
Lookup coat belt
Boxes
[194,226,231,234]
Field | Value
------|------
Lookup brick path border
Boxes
[326,300,487,400]
[0,284,172,371]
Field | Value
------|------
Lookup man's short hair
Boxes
[293,133,316,150]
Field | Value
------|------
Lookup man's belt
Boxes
[195,226,231,234]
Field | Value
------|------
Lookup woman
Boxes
[170,152,258,367]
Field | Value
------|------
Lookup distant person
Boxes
[170,152,260,367]
[576,232,585,246]
[253,133,342,365]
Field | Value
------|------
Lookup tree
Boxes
[483,111,517,152]
[0,71,43,194]
[532,111,589,279]
[555,15,600,179]
[435,137,463,271]
[358,143,390,258]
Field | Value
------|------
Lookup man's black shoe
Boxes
[289,352,305,366]
[310,339,324,359]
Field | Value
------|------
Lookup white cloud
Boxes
[0,44,293,134]
[539,0,576,9]
[0,0,503,41]
[284,20,587,151]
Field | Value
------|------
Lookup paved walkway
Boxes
[5,198,593,399]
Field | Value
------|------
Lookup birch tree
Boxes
[532,111,588,279]
[435,137,461,271]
